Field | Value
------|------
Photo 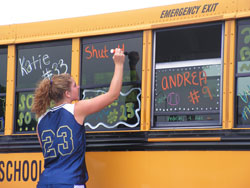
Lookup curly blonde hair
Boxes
[31,73,72,117]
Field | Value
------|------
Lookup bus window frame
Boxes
[14,39,72,134]
[235,18,250,128]
[151,22,225,129]
[80,31,143,131]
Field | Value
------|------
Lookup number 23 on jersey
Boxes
[41,125,74,159]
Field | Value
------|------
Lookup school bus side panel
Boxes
[86,151,250,188]
[1,151,250,188]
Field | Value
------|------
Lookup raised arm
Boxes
[74,48,125,124]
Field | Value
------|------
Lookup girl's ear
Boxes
[65,90,71,98]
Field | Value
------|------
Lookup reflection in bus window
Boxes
[153,22,223,128]
[0,96,6,132]
[236,18,250,127]
[81,32,143,131]
[155,23,221,63]
[0,47,7,133]
[15,40,72,133]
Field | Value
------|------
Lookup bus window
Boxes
[236,18,250,127]
[81,32,142,131]
[0,47,7,133]
[15,40,72,133]
[152,22,223,128]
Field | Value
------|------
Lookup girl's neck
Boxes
[55,99,71,107]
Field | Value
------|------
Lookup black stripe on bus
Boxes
[1,129,250,153]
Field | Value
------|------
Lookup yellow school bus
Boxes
[1,0,250,187]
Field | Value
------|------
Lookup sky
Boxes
[0,0,193,26]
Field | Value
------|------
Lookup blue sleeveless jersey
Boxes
[37,104,88,185]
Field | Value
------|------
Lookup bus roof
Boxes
[0,0,249,45]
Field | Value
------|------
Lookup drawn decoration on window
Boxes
[240,27,250,61]
[238,84,250,121]
[154,65,220,113]
[238,26,250,73]
[82,88,141,129]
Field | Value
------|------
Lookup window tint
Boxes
[155,24,221,63]
[0,47,7,133]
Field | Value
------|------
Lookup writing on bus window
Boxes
[83,88,141,129]
[237,25,250,73]
[81,35,142,88]
[19,54,68,79]
[155,65,220,112]
[84,44,124,60]
[236,20,250,127]
[161,70,208,91]
[167,114,205,122]
[17,93,36,132]
[240,27,250,61]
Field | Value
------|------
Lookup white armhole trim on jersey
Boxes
[38,104,74,123]
[37,110,49,124]
[63,103,75,115]
[74,185,85,188]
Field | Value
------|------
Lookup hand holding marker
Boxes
[110,49,128,55]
